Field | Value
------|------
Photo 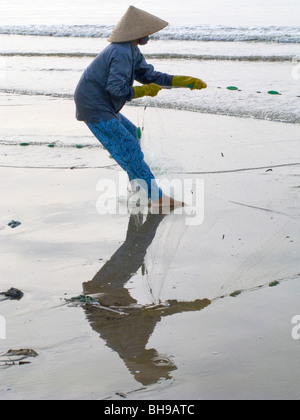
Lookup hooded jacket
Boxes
[74,41,173,122]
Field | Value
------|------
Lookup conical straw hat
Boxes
[108,5,168,43]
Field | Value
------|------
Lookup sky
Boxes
[1,0,300,26]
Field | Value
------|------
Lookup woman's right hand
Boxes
[133,83,162,99]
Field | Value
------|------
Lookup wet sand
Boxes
[0,94,300,400]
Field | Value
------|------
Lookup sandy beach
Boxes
[0,94,299,400]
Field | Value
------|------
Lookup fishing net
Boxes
[130,104,300,305]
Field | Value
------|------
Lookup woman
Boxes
[74,6,207,209]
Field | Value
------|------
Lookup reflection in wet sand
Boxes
[83,212,210,386]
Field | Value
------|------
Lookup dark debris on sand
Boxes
[0,287,24,301]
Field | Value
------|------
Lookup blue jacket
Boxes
[74,42,173,122]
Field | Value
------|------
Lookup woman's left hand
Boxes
[172,75,207,90]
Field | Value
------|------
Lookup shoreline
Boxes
[1,91,299,125]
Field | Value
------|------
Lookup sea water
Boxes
[0,0,300,131]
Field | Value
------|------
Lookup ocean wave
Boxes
[0,88,73,98]
[0,52,96,57]
[0,51,294,62]
[1,88,299,124]
[142,100,300,124]
[0,24,299,43]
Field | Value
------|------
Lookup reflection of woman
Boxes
[83,212,210,386]
[74,6,207,209]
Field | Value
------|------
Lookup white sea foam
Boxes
[1,24,299,43]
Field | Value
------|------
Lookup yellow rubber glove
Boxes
[172,75,207,90]
[133,83,162,99]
